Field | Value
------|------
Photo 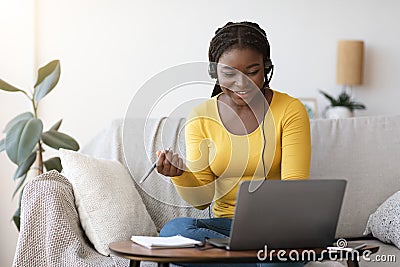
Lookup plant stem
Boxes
[30,95,43,175]
[37,141,43,175]
[31,95,38,118]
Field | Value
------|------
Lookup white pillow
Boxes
[364,191,400,249]
[59,149,157,256]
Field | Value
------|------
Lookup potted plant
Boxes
[319,89,366,119]
[0,60,79,230]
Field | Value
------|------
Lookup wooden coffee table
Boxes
[109,240,379,267]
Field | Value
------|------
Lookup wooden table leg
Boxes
[347,259,360,267]
[129,260,141,267]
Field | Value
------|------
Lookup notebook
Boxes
[207,179,347,250]
[131,235,202,249]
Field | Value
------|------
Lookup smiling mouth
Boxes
[233,91,248,95]
[230,90,250,95]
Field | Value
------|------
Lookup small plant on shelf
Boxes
[319,90,366,111]
[319,89,366,118]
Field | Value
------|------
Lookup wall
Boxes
[35,0,400,146]
[36,0,215,144]
[0,0,35,265]
[1,0,400,265]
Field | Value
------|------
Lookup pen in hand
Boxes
[139,148,171,184]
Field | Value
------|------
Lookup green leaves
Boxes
[5,118,43,165]
[33,60,61,101]
[2,113,34,160]
[1,60,60,102]
[13,186,25,231]
[338,91,351,103]
[319,90,339,106]
[13,152,37,180]
[0,79,25,93]
[50,119,63,131]
[13,174,27,199]
[42,130,79,151]
[20,119,42,164]
[349,103,366,110]
[18,119,43,164]
[44,157,62,172]
[3,112,33,133]
[319,89,366,111]
[0,138,4,152]
[10,149,36,203]
[13,206,21,231]
[338,91,366,111]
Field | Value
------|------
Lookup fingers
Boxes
[156,151,166,173]
[169,153,181,176]
[156,150,184,177]
[163,150,173,174]
[177,157,184,176]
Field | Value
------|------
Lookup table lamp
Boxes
[321,40,366,118]
[337,40,364,91]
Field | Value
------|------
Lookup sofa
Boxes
[13,115,400,267]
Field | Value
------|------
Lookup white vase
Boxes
[325,106,353,119]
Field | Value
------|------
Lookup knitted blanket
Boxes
[13,171,129,267]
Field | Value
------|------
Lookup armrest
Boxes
[13,170,119,267]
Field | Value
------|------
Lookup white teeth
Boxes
[235,91,247,95]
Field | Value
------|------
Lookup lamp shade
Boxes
[337,40,364,85]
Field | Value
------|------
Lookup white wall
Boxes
[0,0,35,265]
[1,0,400,265]
[36,0,400,146]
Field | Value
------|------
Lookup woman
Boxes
[157,21,311,266]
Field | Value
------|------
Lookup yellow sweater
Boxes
[170,90,311,218]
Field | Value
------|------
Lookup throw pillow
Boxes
[363,191,400,249]
[59,149,157,256]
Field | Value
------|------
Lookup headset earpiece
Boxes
[264,59,274,87]
[264,59,273,76]
[208,62,218,79]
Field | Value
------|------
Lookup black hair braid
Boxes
[209,22,271,97]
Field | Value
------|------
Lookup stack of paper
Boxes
[131,235,202,249]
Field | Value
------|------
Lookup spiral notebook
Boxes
[131,235,202,249]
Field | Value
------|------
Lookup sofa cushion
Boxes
[310,116,400,238]
[364,191,400,249]
[59,149,157,256]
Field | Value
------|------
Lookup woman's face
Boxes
[217,47,265,106]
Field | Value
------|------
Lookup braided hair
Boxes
[208,21,272,97]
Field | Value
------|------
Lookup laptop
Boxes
[207,179,346,250]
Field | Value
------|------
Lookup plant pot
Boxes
[325,106,353,119]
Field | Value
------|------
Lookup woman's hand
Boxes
[156,150,185,177]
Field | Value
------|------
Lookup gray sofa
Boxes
[13,115,400,266]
